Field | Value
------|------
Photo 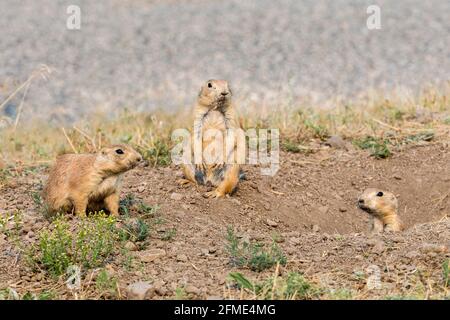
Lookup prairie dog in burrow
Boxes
[358,188,404,232]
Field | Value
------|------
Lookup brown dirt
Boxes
[0,140,449,299]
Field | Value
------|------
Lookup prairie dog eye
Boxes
[376,191,384,197]
[116,149,124,155]
[208,82,213,88]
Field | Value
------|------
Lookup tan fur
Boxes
[181,79,241,198]
[43,144,142,217]
[358,188,404,233]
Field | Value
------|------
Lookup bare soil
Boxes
[1,140,449,299]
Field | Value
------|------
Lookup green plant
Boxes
[326,288,354,300]
[304,119,329,140]
[119,193,158,217]
[96,269,118,297]
[161,228,177,241]
[354,136,392,159]
[228,271,319,300]
[226,226,286,272]
[0,288,19,300]
[174,287,187,300]
[120,218,149,242]
[403,131,434,143]
[33,213,118,276]
[140,139,171,167]
[282,139,301,153]
[0,211,23,240]
[443,259,449,287]
[119,194,136,216]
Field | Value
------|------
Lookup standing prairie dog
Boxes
[43,144,142,217]
[181,79,242,198]
[358,188,404,233]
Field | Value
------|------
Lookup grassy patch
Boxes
[226,226,286,272]
[30,213,118,277]
[0,288,56,300]
[228,271,320,300]
[139,139,171,167]
[119,218,149,243]
[353,136,392,159]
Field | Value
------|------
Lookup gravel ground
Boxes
[0,0,449,122]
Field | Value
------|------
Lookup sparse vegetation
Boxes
[226,226,286,272]
[96,269,118,298]
[354,136,392,159]
[227,271,320,300]
[161,228,177,241]
[0,288,56,300]
[0,210,22,240]
[31,213,118,276]
[1,85,448,167]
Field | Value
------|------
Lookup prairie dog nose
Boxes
[221,91,229,96]
[358,199,364,204]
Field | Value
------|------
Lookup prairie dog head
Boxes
[198,79,232,110]
[358,188,398,217]
[96,144,142,174]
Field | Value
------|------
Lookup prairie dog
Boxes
[358,188,404,232]
[43,144,142,217]
[181,79,241,198]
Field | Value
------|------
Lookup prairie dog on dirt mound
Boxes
[181,79,242,198]
[43,144,142,217]
[358,188,404,232]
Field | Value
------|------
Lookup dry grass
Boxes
[0,82,449,170]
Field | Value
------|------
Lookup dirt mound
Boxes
[0,142,449,299]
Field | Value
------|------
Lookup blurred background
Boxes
[0,0,449,123]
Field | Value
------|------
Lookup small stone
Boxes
[266,219,278,227]
[231,199,241,205]
[170,193,183,201]
[139,249,166,263]
[137,186,145,193]
[208,247,217,254]
[155,287,167,296]
[339,207,347,212]
[393,174,402,180]
[176,254,188,262]
[312,225,320,233]
[405,251,420,259]
[185,285,200,295]
[318,206,329,214]
[372,242,385,255]
[126,281,154,300]
[125,241,138,251]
